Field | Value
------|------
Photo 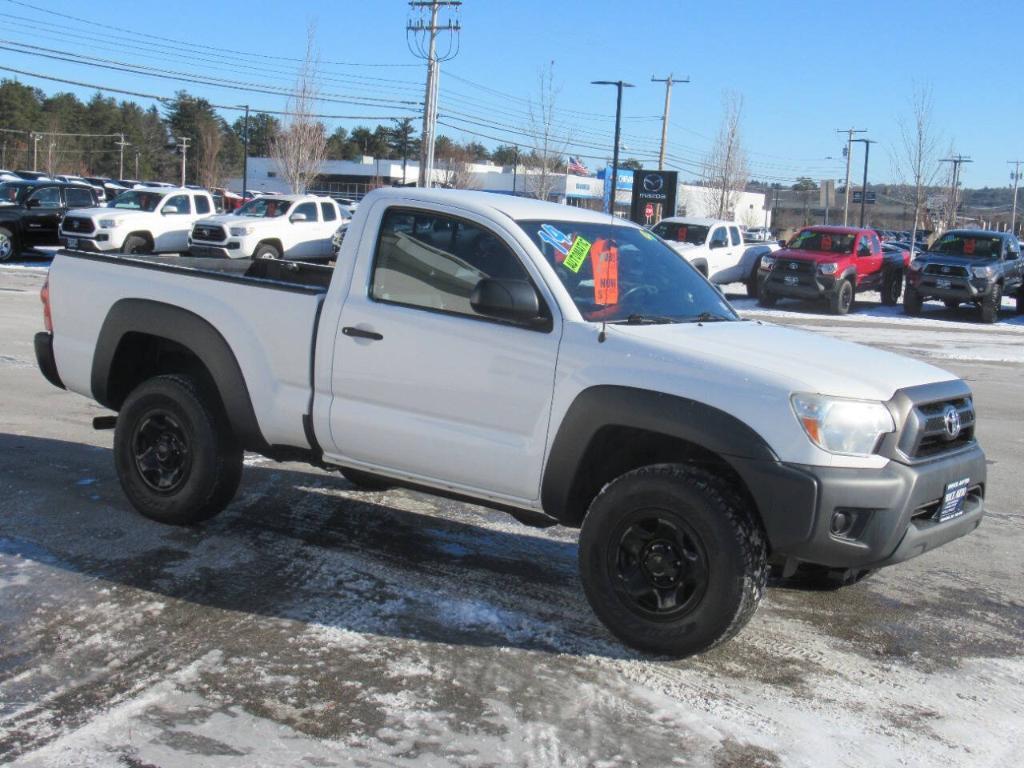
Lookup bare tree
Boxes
[524,61,570,201]
[894,84,943,245]
[436,144,476,189]
[700,92,749,220]
[197,117,224,189]
[270,24,328,193]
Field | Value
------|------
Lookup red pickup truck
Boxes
[757,226,909,314]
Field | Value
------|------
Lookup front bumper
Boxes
[908,271,990,301]
[60,234,114,252]
[734,443,986,569]
[761,269,838,300]
[188,238,245,259]
[34,331,65,390]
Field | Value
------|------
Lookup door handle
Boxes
[342,326,383,341]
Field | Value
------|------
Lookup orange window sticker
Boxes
[592,239,619,305]
[963,238,976,255]
[821,235,832,250]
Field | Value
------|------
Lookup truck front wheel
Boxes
[980,283,1001,324]
[578,464,767,657]
[121,234,151,255]
[829,279,854,315]
[0,227,16,262]
[114,374,243,525]
[254,243,281,260]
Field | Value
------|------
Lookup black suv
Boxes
[0,180,101,261]
[905,229,1023,323]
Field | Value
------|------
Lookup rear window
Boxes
[320,201,337,222]
[194,195,211,214]
[65,187,95,208]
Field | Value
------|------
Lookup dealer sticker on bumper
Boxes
[937,477,970,522]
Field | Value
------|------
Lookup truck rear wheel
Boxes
[829,279,854,315]
[745,262,761,298]
[881,270,902,306]
[121,234,151,255]
[980,283,1001,324]
[578,464,767,657]
[904,286,922,315]
[0,227,16,262]
[114,374,243,525]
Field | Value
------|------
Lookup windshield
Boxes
[929,233,1003,259]
[518,220,737,323]
[0,183,28,204]
[237,197,291,218]
[788,230,856,254]
[109,190,164,212]
[652,221,709,246]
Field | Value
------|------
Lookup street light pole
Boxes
[851,138,875,228]
[592,80,634,216]
[1008,160,1022,235]
[836,128,866,225]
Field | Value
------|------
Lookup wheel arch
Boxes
[256,238,284,255]
[124,230,155,250]
[91,298,269,452]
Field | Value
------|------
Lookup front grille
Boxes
[192,224,226,242]
[901,396,976,459]
[62,216,95,234]
[924,263,969,278]
[774,258,816,274]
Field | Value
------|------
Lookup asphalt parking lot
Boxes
[1,259,1022,768]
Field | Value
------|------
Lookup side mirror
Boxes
[161,205,180,215]
[470,278,542,325]
[290,212,308,223]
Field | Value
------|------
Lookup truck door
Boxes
[856,233,883,288]
[326,204,561,502]
[22,185,64,248]
[156,194,193,252]
[706,225,731,277]
[288,201,320,258]
[319,201,339,259]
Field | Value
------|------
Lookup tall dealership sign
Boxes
[630,170,678,224]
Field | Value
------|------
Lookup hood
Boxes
[917,252,995,267]
[70,207,151,220]
[195,213,279,227]
[609,319,954,402]
[774,247,852,264]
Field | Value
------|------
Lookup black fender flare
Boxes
[91,298,268,451]
[541,386,819,548]
[839,267,858,286]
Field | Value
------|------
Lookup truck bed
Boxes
[48,250,332,450]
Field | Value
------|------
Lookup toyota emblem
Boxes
[942,266,951,274]
[943,405,961,440]
[788,262,798,270]
[643,174,664,193]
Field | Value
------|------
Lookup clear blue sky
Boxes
[1,0,1021,187]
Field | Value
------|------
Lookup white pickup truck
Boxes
[35,188,986,657]
[652,216,775,296]
[188,194,343,261]
[59,187,216,254]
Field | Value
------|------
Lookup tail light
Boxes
[41,275,53,332]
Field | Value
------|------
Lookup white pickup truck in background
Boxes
[36,188,986,658]
[652,216,777,297]
[59,187,216,254]
[188,194,344,261]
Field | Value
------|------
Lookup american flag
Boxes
[567,156,590,176]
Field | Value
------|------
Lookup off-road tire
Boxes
[980,283,1001,324]
[578,464,767,657]
[114,374,243,525]
[121,234,151,255]
[1017,291,1024,315]
[254,243,281,260]
[0,227,16,262]
[341,468,394,491]
[745,262,761,298]
[881,270,902,306]
[757,289,777,308]
[829,279,854,315]
[903,285,922,316]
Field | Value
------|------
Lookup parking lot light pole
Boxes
[851,138,875,228]
[241,105,250,198]
[592,80,634,216]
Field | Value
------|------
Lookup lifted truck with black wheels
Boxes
[758,226,909,314]
[35,188,987,658]
[904,229,1023,323]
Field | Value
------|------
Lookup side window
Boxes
[293,202,318,222]
[371,208,534,319]
[194,195,211,214]
[28,186,61,208]
[163,194,191,215]
[652,222,673,240]
[870,234,881,254]
[320,202,337,222]
[64,187,95,208]
[857,235,872,256]
[709,227,728,247]
[729,226,742,246]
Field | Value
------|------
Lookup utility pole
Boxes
[651,73,689,170]
[836,127,866,225]
[31,132,40,171]
[134,150,140,179]
[241,104,250,196]
[116,133,131,179]
[175,136,191,186]
[592,80,634,216]
[851,138,875,228]
[511,144,519,196]
[1009,160,1022,235]
[940,154,972,228]
[407,1,462,188]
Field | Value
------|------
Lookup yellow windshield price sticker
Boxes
[563,236,592,273]
[639,230,655,240]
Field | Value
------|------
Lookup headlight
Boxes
[791,393,895,457]
[98,218,122,229]
[760,255,776,270]
[818,262,838,275]
[909,259,923,271]
[229,225,255,236]
[971,265,996,279]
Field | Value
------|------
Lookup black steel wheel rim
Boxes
[132,410,191,493]
[609,510,710,621]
